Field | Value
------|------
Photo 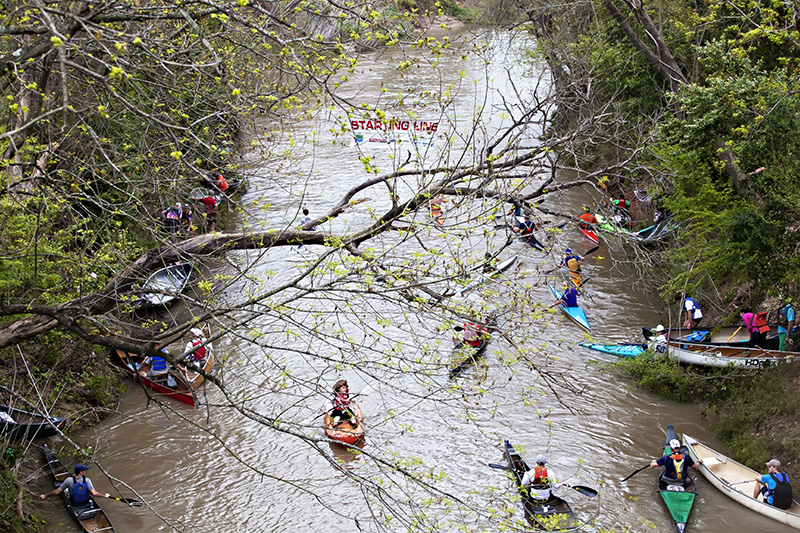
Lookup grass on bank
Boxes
[602,350,800,479]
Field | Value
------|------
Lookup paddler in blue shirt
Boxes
[549,283,579,309]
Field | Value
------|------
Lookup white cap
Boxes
[656,325,665,332]
[669,439,681,450]
[190,328,203,337]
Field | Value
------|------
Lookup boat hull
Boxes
[664,340,800,368]
[579,343,647,358]
[139,262,194,307]
[502,440,579,531]
[448,339,489,377]
[0,405,66,440]
[548,283,590,331]
[43,444,115,533]
[459,255,518,296]
[579,225,599,244]
[324,404,364,445]
[683,434,800,529]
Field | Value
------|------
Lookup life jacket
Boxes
[211,172,229,191]
[769,472,793,509]
[669,453,686,480]
[464,322,485,346]
[519,221,534,235]
[754,311,770,334]
[71,476,90,505]
[150,356,167,373]
[332,392,350,412]
[164,206,181,220]
[532,466,549,485]
[566,257,580,273]
[189,339,207,361]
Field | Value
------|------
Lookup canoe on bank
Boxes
[139,262,194,307]
[0,405,66,440]
[658,424,696,533]
[663,339,800,368]
[682,434,800,529]
[459,255,518,296]
[110,324,214,406]
[323,404,364,445]
[43,444,115,533]
[548,283,590,331]
[642,324,798,350]
[502,440,579,531]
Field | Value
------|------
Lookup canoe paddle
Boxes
[621,465,651,481]
[109,496,142,507]
[488,464,597,497]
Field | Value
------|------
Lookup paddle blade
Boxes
[124,498,143,507]
[621,465,650,482]
[571,485,598,498]
[488,463,512,471]
[585,245,600,255]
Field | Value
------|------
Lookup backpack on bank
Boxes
[770,472,793,510]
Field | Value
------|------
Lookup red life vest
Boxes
[533,466,548,485]
[332,392,350,412]
[754,312,770,334]
[189,339,207,361]
[464,322,486,346]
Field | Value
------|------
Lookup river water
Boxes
[41,26,791,533]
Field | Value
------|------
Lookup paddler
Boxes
[549,282,579,309]
[521,454,553,501]
[513,215,536,236]
[650,438,703,489]
[325,379,359,428]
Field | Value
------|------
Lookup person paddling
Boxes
[550,283,579,309]
[650,438,703,489]
[40,464,110,507]
[324,379,360,428]
[521,454,553,501]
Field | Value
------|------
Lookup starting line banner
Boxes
[350,119,440,133]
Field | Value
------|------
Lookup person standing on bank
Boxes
[682,296,703,329]
[40,464,110,506]
[754,459,793,509]
[776,297,796,351]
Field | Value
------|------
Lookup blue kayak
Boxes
[548,283,590,331]
[579,342,646,358]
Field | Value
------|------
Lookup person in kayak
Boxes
[681,296,703,329]
[513,215,536,236]
[40,464,111,506]
[463,318,489,347]
[650,438,703,488]
[560,248,584,273]
[550,283,579,309]
[482,252,497,274]
[325,379,359,427]
[521,454,553,501]
[754,459,793,509]
[653,324,668,343]
[611,193,631,226]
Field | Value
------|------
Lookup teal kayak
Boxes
[548,283,590,331]
[658,424,696,533]
[579,342,646,358]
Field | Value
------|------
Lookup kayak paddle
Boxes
[109,496,142,506]
[621,465,650,481]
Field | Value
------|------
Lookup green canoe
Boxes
[658,424,696,533]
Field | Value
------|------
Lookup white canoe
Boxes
[458,255,518,296]
[682,434,800,529]
[665,340,800,368]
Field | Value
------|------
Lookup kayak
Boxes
[595,214,636,237]
[682,434,800,529]
[519,232,546,251]
[459,255,518,296]
[579,224,599,244]
[501,440,579,531]
[658,424,696,533]
[323,404,364,445]
[548,283,590,331]
[579,342,647,358]
[635,217,678,244]
[449,312,498,377]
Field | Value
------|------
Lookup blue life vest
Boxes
[150,356,167,373]
[71,476,90,505]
